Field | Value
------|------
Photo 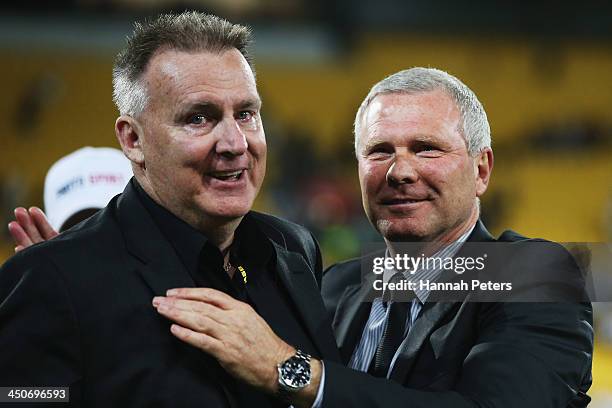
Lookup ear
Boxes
[115,115,145,167]
[475,148,494,197]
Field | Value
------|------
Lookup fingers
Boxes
[166,287,238,310]
[8,220,34,251]
[29,207,58,240]
[13,207,44,244]
[170,324,223,355]
[153,297,226,325]
[9,207,58,253]
[155,300,224,338]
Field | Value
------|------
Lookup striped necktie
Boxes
[368,272,414,377]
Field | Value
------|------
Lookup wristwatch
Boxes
[277,349,312,397]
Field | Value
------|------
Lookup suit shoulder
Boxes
[2,205,122,271]
[324,256,361,276]
[497,228,576,262]
[322,256,362,296]
[497,228,554,244]
[249,211,322,285]
[0,236,68,305]
[492,229,588,301]
[249,211,311,237]
[249,211,317,251]
[324,247,385,277]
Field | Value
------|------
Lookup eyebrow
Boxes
[177,98,261,115]
[361,134,448,150]
[175,102,221,121]
[178,101,216,113]
[235,98,262,111]
[361,138,389,152]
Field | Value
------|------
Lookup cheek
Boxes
[178,138,216,167]
[359,161,387,194]
[145,128,187,164]
[422,157,468,185]
[251,134,267,162]
[434,161,476,202]
[247,133,267,178]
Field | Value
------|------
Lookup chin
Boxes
[376,218,430,243]
[205,202,253,220]
[212,208,249,220]
[195,190,255,217]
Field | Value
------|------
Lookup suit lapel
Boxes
[333,280,374,364]
[116,183,195,296]
[273,243,341,362]
[389,220,496,382]
[389,301,457,381]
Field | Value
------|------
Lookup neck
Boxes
[207,224,238,253]
[135,174,241,253]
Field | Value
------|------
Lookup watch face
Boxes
[280,358,311,389]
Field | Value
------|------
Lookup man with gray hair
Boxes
[155,67,592,407]
[0,11,340,407]
[317,67,593,407]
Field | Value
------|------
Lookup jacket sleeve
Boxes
[0,249,83,406]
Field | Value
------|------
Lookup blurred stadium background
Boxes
[1,0,611,404]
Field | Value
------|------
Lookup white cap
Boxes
[44,147,133,231]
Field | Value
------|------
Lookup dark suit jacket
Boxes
[321,221,593,408]
[0,182,340,407]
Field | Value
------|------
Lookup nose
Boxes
[216,120,248,157]
[386,153,418,186]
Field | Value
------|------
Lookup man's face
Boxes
[356,90,485,242]
[136,49,266,228]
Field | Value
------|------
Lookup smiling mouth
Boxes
[209,169,245,181]
[382,198,427,205]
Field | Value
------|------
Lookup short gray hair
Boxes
[354,67,491,156]
[112,11,254,116]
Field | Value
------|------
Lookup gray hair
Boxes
[112,11,254,116]
[353,67,491,156]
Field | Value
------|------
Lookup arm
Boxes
[0,252,82,405]
[155,286,592,408]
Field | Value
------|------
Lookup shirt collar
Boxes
[132,179,208,276]
[132,179,273,277]
[382,222,477,304]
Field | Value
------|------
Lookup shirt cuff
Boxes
[311,361,325,408]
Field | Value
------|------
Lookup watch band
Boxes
[277,349,312,400]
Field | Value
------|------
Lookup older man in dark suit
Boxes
[0,12,340,407]
[321,68,592,407]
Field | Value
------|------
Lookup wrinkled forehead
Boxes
[145,48,259,103]
[363,96,423,124]
[365,90,457,122]
[357,91,463,149]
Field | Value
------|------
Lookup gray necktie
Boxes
[369,272,413,377]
